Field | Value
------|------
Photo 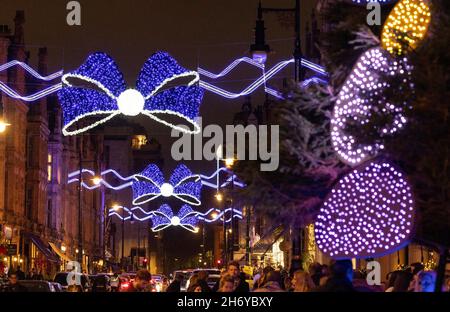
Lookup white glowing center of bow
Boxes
[160,183,174,197]
[171,216,181,226]
[117,89,145,116]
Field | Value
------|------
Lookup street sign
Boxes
[7,244,17,255]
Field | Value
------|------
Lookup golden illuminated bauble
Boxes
[381,0,431,56]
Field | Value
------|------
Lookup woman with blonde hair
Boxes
[292,270,315,292]
[218,274,235,292]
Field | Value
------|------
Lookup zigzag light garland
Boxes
[198,57,328,100]
[1,54,327,108]
[68,164,245,199]
[0,60,63,101]
[108,206,243,229]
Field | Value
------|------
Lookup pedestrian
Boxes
[186,273,199,292]
[283,275,292,291]
[217,274,235,292]
[161,277,170,292]
[414,271,437,292]
[27,268,37,280]
[229,261,249,292]
[385,270,401,292]
[291,270,314,292]
[15,266,25,280]
[2,272,28,292]
[309,262,323,287]
[253,266,273,290]
[392,270,413,292]
[36,269,44,280]
[120,269,152,292]
[315,260,356,292]
[254,270,285,292]
[197,271,212,292]
[166,277,181,292]
[212,261,249,292]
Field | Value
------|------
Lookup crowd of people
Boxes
[0,260,447,292]
[170,260,447,293]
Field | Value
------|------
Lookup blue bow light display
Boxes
[132,164,202,206]
[58,51,203,136]
[150,204,199,232]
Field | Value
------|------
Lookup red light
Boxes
[143,258,148,263]
[120,282,130,291]
[217,259,222,265]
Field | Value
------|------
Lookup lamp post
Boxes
[224,158,235,262]
[250,0,303,82]
[92,176,106,268]
[112,204,125,267]
[77,135,83,265]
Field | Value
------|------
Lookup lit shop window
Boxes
[47,153,52,181]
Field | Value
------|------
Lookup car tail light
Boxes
[120,282,130,291]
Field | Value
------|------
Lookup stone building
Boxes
[0,11,105,277]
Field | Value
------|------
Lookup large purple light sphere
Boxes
[314,159,415,259]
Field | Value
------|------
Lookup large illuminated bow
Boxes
[132,164,202,206]
[150,204,199,232]
[58,51,203,136]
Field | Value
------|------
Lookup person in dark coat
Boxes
[213,261,249,292]
[2,272,28,292]
[15,267,26,280]
[166,279,181,292]
[314,260,356,292]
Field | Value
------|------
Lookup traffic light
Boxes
[217,259,222,265]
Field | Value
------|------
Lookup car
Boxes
[51,282,64,292]
[18,280,61,292]
[91,274,111,292]
[173,270,193,292]
[53,272,90,292]
[151,274,166,292]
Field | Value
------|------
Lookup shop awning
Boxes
[251,225,285,254]
[49,242,72,262]
[25,233,60,263]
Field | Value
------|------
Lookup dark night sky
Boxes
[1,0,317,267]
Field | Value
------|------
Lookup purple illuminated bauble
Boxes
[331,47,412,166]
[314,159,415,259]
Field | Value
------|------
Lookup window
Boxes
[132,135,147,150]
[47,153,52,182]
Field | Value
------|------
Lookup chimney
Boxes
[13,11,25,46]
[38,47,48,76]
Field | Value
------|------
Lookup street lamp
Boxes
[250,1,271,64]
[92,176,102,186]
[224,158,235,169]
[0,95,11,133]
[251,0,303,82]
[215,193,223,202]
[0,119,11,133]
